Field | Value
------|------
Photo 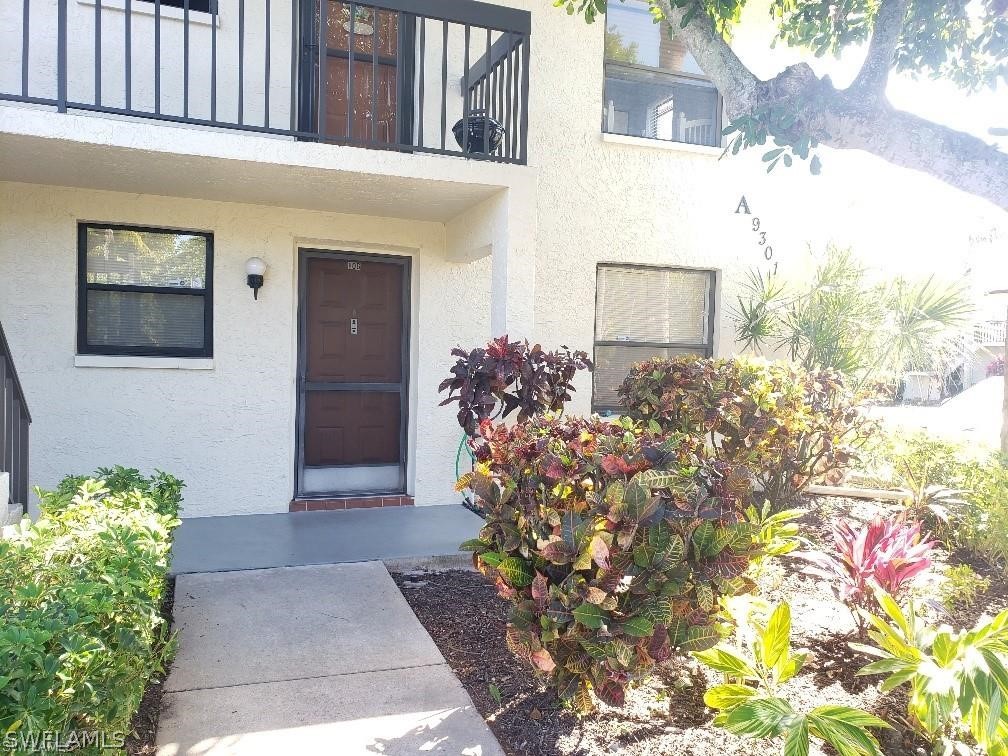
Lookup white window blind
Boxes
[79,224,212,358]
[593,265,715,411]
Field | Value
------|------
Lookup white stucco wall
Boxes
[520,1,1000,414]
[0,0,1003,517]
[0,181,494,516]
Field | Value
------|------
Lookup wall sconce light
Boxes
[246,257,267,300]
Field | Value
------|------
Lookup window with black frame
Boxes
[136,0,216,12]
[77,223,213,358]
[592,264,716,413]
[603,0,721,147]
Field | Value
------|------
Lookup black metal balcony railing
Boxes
[1,0,530,164]
[0,322,31,516]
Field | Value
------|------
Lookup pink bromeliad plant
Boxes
[799,516,934,634]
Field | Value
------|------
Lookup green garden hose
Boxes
[455,431,483,516]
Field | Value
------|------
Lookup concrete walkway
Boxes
[870,376,1004,450]
[156,562,503,756]
[169,506,485,574]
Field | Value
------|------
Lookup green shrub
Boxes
[744,502,805,580]
[35,466,184,519]
[697,603,889,755]
[0,476,181,754]
[888,433,968,490]
[937,564,990,614]
[887,433,969,538]
[875,434,1008,566]
[460,414,762,712]
[618,355,876,508]
[958,454,1008,567]
[731,246,973,384]
[854,591,1008,754]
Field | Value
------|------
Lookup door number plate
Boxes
[350,318,358,335]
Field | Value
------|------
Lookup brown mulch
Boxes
[125,576,175,756]
[392,496,1008,756]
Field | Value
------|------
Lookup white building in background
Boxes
[0,0,1002,517]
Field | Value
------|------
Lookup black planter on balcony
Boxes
[452,111,505,155]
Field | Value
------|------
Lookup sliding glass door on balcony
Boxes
[300,2,411,144]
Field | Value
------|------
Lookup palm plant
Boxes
[732,246,974,386]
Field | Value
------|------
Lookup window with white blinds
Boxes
[592,264,715,412]
[78,224,213,358]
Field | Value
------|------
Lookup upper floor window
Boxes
[78,224,213,358]
[603,1,721,147]
[138,0,216,12]
[592,264,716,413]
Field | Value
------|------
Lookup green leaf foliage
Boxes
[704,684,758,711]
[622,615,655,638]
[695,601,888,755]
[694,647,758,678]
[498,557,535,588]
[807,706,887,756]
[730,249,973,385]
[618,354,877,510]
[573,601,606,630]
[1,472,182,748]
[784,717,810,756]
[723,697,796,738]
[34,464,184,519]
[461,412,762,713]
[855,590,1008,754]
[760,603,792,673]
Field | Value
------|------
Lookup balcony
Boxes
[0,0,531,164]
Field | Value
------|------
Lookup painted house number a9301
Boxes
[347,261,361,271]
[735,195,778,275]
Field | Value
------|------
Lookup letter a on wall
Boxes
[735,196,751,215]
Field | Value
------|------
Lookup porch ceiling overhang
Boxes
[0,104,531,223]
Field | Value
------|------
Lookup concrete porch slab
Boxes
[157,562,503,756]
[169,505,484,575]
[165,562,443,691]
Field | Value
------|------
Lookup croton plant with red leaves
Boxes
[438,336,593,436]
[459,414,762,713]
[618,355,877,509]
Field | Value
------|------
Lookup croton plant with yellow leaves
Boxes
[459,414,763,713]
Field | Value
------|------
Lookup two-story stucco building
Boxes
[0,0,996,519]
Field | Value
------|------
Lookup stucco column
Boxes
[446,186,537,340]
[490,188,536,339]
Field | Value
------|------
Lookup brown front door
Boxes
[297,251,409,497]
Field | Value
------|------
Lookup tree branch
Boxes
[817,94,1008,211]
[653,0,763,118]
[652,0,1008,212]
[850,0,910,98]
